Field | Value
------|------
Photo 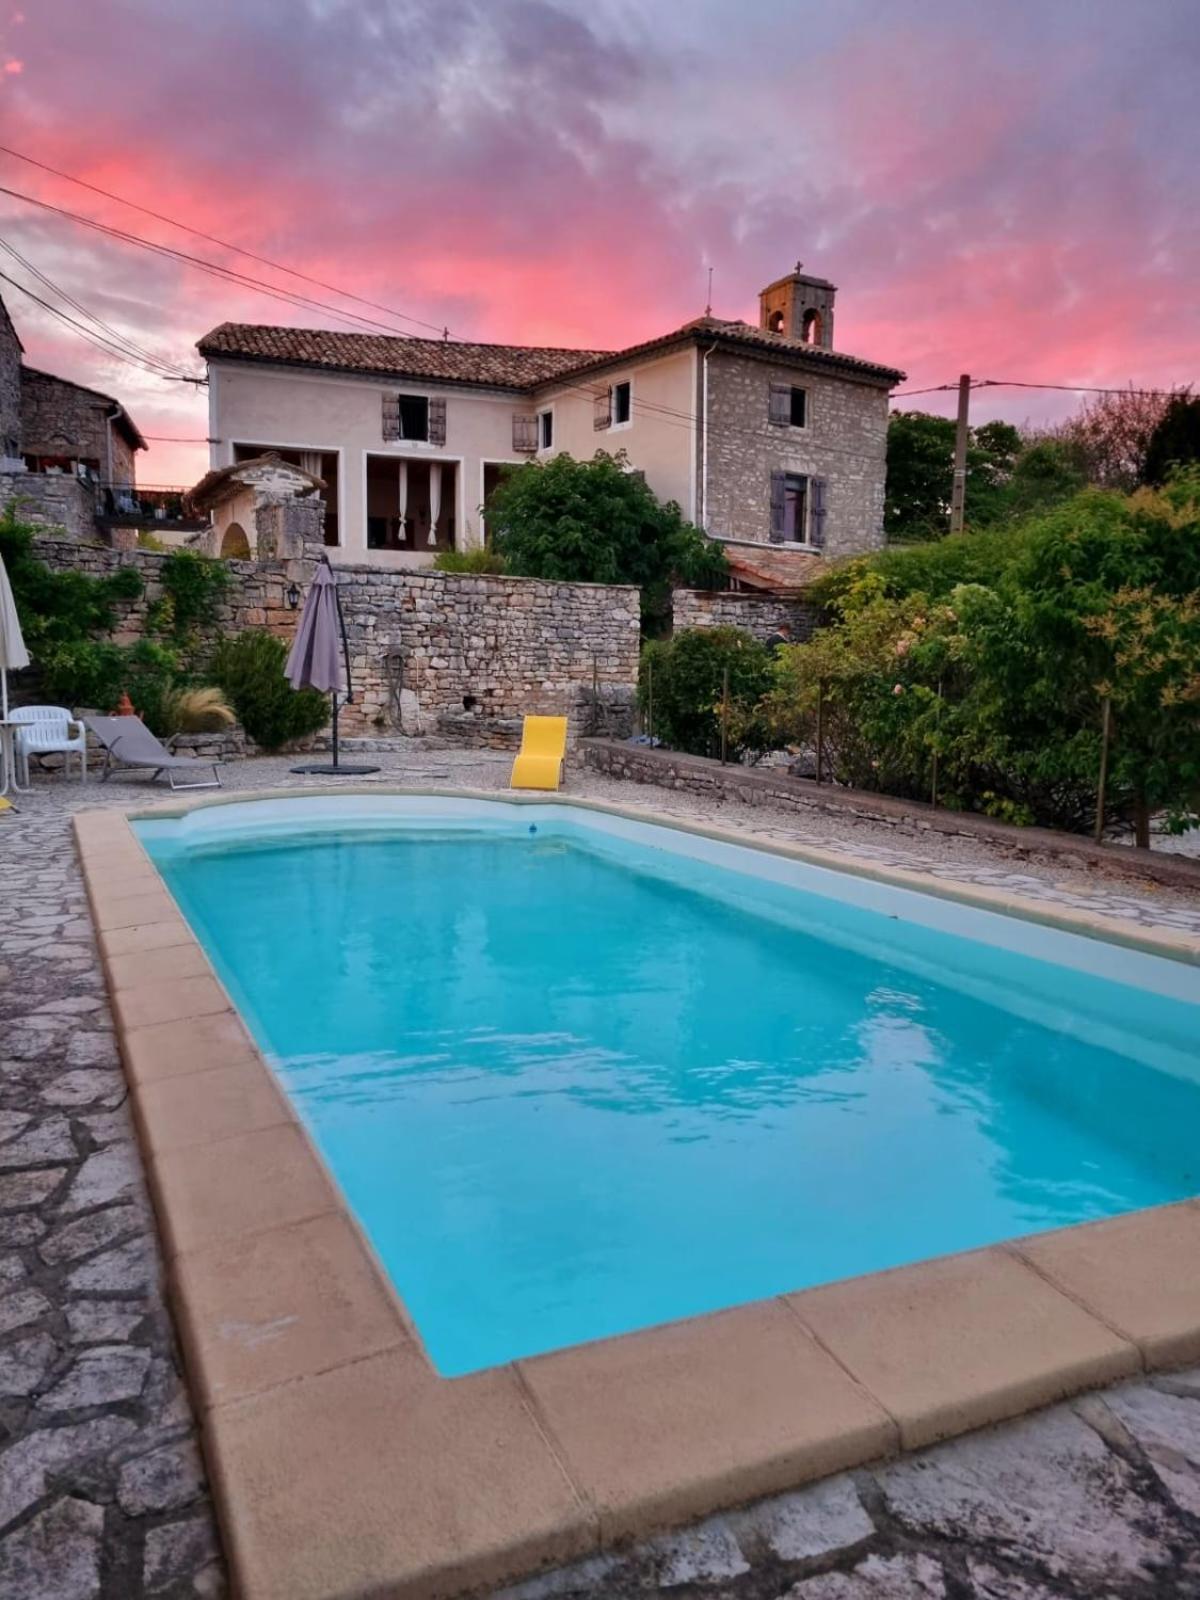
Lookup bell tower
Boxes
[759,262,837,350]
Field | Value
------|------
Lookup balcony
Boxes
[92,483,208,532]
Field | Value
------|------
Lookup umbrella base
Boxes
[289,763,382,776]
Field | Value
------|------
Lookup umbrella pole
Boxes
[331,689,340,769]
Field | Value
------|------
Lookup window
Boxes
[382,393,445,443]
[538,409,554,450]
[768,384,807,428]
[802,308,823,345]
[769,471,827,546]
[612,380,632,426]
[397,395,429,440]
[768,310,785,334]
[783,474,807,543]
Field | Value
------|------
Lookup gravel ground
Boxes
[1,748,1198,1600]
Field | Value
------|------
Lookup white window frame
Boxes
[609,377,633,432]
[537,406,555,453]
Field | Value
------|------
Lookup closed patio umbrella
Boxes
[285,556,379,776]
[0,549,30,797]
[0,548,29,723]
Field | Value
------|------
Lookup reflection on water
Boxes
[150,830,1200,1375]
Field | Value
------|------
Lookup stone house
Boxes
[19,366,145,487]
[199,263,904,573]
[0,288,160,540]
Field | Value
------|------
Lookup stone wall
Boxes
[578,738,1200,891]
[672,588,819,641]
[20,369,138,485]
[0,300,20,464]
[704,350,889,557]
[29,535,640,746]
[2,472,97,539]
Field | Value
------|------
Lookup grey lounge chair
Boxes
[84,716,222,791]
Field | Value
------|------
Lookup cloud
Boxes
[0,0,1195,482]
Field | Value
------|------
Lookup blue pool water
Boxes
[139,799,1200,1376]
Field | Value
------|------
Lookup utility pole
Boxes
[949,373,970,535]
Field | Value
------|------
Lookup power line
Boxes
[0,266,204,384]
[977,378,1189,398]
[892,378,1188,402]
[0,142,450,338]
[0,183,446,342]
[0,236,194,380]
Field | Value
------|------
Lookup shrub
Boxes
[433,547,508,574]
[639,627,772,759]
[764,471,1200,840]
[210,630,328,751]
[485,450,726,630]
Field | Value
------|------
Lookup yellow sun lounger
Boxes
[510,715,568,790]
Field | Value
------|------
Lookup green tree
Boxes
[1142,393,1200,486]
[884,412,1021,541]
[485,451,726,629]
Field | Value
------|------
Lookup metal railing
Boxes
[91,483,207,528]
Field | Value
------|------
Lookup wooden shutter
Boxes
[512,414,537,452]
[769,471,787,543]
[810,477,828,548]
[593,389,612,431]
[428,397,447,446]
[768,384,791,426]
[382,394,401,441]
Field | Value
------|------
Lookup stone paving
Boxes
[1,750,1198,1600]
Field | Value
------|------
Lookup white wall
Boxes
[208,347,702,567]
[534,347,697,520]
[208,361,528,567]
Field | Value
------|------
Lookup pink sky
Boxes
[2,0,1197,485]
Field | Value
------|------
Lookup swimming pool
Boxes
[137,796,1200,1377]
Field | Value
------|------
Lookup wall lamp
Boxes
[286,581,302,611]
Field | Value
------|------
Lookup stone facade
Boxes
[29,536,640,746]
[703,350,890,558]
[672,588,819,642]
[0,298,20,466]
[0,473,96,540]
[20,369,139,486]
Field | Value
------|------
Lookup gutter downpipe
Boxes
[700,340,717,531]
[104,406,116,486]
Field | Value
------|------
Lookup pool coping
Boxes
[73,787,1200,1600]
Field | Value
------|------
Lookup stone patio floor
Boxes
[1,749,1198,1599]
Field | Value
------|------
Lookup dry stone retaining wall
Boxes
[29,536,640,746]
[3,474,96,540]
[672,588,819,641]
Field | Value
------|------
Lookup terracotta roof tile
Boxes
[197,323,610,390]
[723,544,826,594]
[198,317,904,392]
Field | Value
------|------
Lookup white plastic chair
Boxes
[10,705,88,783]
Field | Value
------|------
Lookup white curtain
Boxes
[299,451,322,478]
[397,460,409,541]
[428,462,442,546]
